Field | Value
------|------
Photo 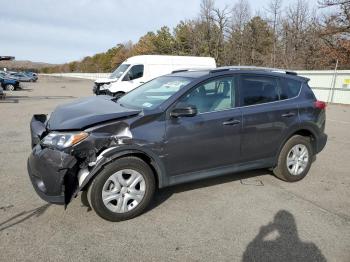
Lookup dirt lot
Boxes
[0,76,349,261]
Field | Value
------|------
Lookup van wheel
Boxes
[88,157,155,221]
[273,135,313,182]
[113,91,125,99]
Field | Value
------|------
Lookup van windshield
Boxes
[118,76,192,110]
[110,64,130,79]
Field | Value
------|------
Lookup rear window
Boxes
[280,78,302,100]
[241,76,279,106]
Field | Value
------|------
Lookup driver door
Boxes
[164,76,242,176]
[121,64,145,92]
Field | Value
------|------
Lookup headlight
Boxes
[41,132,88,149]
[100,83,110,90]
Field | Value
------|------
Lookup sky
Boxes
[0,0,320,64]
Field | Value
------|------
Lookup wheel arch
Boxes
[275,127,317,165]
[79,148,166,193]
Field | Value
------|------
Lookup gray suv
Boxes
[28,67,327,221]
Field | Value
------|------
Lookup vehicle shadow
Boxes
[146,169,271,213]
[242,210,327,262]
[0,99,19,103]
[0,95,77,103]
[17,87,34,92]
[6,95,77,100]
[0,203,51,232]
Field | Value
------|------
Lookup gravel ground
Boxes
[0,76,349,262]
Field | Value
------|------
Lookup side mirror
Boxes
[170,105,198,118]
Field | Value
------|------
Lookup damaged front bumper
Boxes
[27,113,136,206]
[27,145,77,205]
[28,115,78,205]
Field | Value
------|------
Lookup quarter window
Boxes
[177,77,236,113]
[280,78,302,100]
[241,76,279,106]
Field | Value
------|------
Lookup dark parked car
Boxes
[0,74,20,91]
[9,72,33,82]
[24,71,38,82]
[27,67,327,221]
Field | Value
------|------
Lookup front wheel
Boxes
[113,91,125,99]
[88,157,155,221]
[5,84,15,91]
[273,135,313,182]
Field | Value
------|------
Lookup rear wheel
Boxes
[273,135,313,182]
[88,157,155,221]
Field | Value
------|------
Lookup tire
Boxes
[113,91,125,99]
[88,157,155,222]
[5,84,15,91]
[273,135,313,182]
[80,190,90,208]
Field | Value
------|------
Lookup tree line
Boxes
[42,0,350,73]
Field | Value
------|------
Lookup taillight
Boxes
[314,100,326,110]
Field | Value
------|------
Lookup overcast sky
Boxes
[0,0,319,64]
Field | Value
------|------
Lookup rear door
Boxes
[164,76,242,176]
[239,74,300,163]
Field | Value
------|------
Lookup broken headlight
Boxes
[41,132,88,149]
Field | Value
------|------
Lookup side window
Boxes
[241,75,279,106]
[280,78,302,100]
[177,77,236,113]
[123,65,144,81]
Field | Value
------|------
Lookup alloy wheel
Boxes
[286,144,309,176]
[102,169,146,213]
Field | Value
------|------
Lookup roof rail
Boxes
[210,66,297,75]
[171,69,189,74]
[209,68,230,74]
[171,67,215,74]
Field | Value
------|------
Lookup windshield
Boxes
[118,76,192,110]
[110,64,130,79]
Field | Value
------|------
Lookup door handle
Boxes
[281,112,296,118]
[223,119,241,126]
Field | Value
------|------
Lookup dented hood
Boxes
[47,95,140,131]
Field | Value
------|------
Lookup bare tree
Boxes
[282,0,311,68]
[200,0,216,56]
[43,0,350,73]
[265,0,283,66]
[318,0,350,68]
[319,0,350,35]
[318,0,350,7]
[212,6,230,64]
[231,0,251,65]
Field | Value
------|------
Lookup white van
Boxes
[93,55,216,97]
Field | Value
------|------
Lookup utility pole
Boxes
[330,59,339,104]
